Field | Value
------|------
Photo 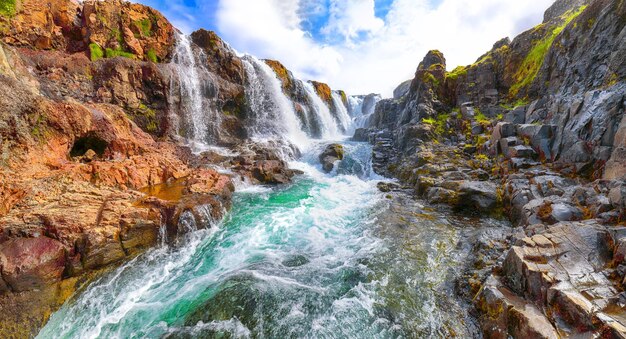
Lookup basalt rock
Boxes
[319,144,345,173]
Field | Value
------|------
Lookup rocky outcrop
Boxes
[319,144,344,173]
[1,0,176,61]
[0,51,237,335]
[361,0,626,336]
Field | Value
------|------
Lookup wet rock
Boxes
[427,187,458,205]
[319,144,345,173]
[250,160,296,185]
[352,128,370,142]
[377,182,400,193]
[456,181,499,213]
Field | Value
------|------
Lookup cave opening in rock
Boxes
[69,133,109,158]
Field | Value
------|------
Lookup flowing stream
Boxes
[39,142,483,339]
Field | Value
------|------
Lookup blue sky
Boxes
[136,0,554,96]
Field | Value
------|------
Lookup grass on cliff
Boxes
[89,43,104,62]
[509,5,587,97]
[146,49,158,63]
[0,0,16,17]
[422,113,449,135]
[134,18,153,37]
[106,48,136,59]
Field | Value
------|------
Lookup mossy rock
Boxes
[0,0,16,17]
[264,59,292,93]
[310,80,333,106]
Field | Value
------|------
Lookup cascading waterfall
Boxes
[330,92,352,133]
[302,82,341,139]
[351,95,382,129]
[242,56,310,150]
[169,33,220,147]
[348,96,363,117]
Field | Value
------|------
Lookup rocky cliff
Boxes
[358,0,626,336]
[0,0,352,336]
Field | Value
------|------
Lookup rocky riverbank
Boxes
[355,0,626,336]
[0,0,349,336]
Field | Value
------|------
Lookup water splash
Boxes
[302,82,341,140]
[38,142,482,338]
[331,92,352,133]
[242,56,311,150]
[169,33,220,147]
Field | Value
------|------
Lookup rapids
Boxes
[38,142,487,339]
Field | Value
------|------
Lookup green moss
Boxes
[133,104,158,133]
[146,49,158,63]
[105,48,136,59]
[134,18,153,37]
[421,72,440,87]
[422,113,449,135]
[500,98,529,110]
[474,108,489,123]
[0,0,16,17]
[89,43,104,62]
[109,28,124,45]
[509,5,587,97]
[445,66,468,81]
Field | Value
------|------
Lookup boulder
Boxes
[319,144,345,173]
[476,276,560,339]
[456,181,499,213]
[0,237,66,292]
[516,124,556,160]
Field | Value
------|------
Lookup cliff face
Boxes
[359,0,626,336]
[367,0,625,180]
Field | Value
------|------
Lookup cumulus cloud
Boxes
[321,0,384,45]
[215,0,343,80]
[148,0,557,97]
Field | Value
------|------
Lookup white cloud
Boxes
[215,0,343,81]
[322,0,384,45]
[214,0,556,97]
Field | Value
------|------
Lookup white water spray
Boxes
[242,56,310,151]
[331,92,352,133]
[169,33,220,147]
[302,82,341,140]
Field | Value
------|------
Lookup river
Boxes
[39,141,490,338]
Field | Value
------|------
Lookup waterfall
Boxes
[302,82,340,139]
[242,56,310,150]
[348,96,363,117]
[330,92,352,133]
[169,33,220,148]
[350,94,381,129]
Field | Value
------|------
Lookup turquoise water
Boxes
[38,142,477,338]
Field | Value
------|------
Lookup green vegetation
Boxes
[500,98,529,110]
[0,0,16,17]
[421,72,440,87]
[474,108,489,123]
[509,5,587,97]
[89,43,104,62]
[106,48,135,59]
[134,18,153,37]
[109,28,124,45]
[146,49,158,63]
[136,103,158,133]
[422,113,449,135]
[445,66,468,81]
